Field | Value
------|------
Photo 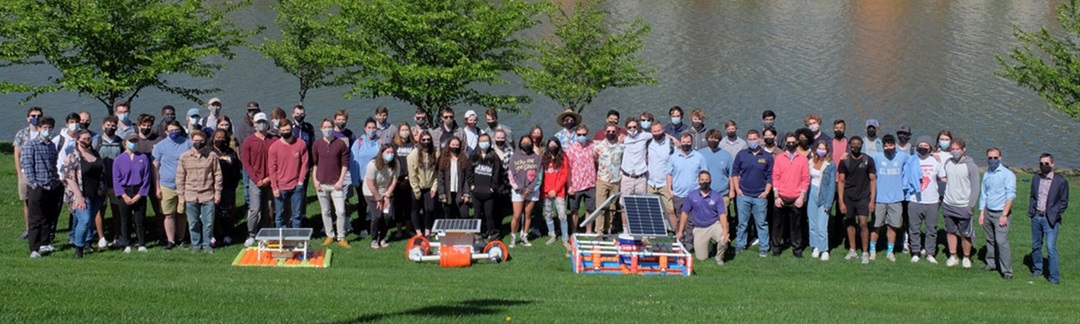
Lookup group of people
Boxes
[14,103,1069,284]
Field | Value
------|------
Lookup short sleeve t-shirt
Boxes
[838,155,876,201]
[362,160,399,197]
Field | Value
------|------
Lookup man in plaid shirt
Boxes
[21,116,63,258]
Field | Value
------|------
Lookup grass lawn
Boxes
[1,151,1077,323]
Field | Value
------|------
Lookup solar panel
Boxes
[432,219,482,233]
[580,192,620,227]
[255,228,313,240]
[622,195,670,237]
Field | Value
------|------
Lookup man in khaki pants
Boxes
[676,171,729,266]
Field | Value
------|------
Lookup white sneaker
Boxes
[30,251,42,258]
[886,253,896,262]
[920,249,926,257]
[962,258,971,268]
[811,248,820,259]
[138,246,148,253]
[750,238,759,247]
[97,237,108,249]
[509,237,516,249]
[861,252,869,264]
[223,237,233,245]
[244,238,255,247]
[546,236,557,245]
[911,255,920,263]
[946,256,959,267]
[40,245,55,253]
[123,247,132,254]
[927,255,939,264]
[869,251,876,260]
[521,237,533,247]
[820,251,830,261]
[903,241,910,254]
[844,249,858,260]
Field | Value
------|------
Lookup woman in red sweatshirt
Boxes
[541,138,570,247]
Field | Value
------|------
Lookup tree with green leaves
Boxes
[998,0,1080,120]
[256,0,356,105]
[340,0,544,116]
[518,0,655,114]
[0,0,255,115]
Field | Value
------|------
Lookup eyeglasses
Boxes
[576,133,588,137]
[442,115,453,120]
[420,139,432,143]
[29,114,41,118]
[627,126,639,130]
[987,156,1000,160]
[1041,162,1052,166]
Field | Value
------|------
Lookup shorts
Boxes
[160,186,185,215]
[942,204,974,238]
[646,185,674,213]
[567,187,596,214]
[873,202,903,228]
[17,173,28,200]
[511,189,540,202]
[843,196,871,222]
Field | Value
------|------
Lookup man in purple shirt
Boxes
[676,170,729,266]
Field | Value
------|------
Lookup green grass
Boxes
[1,152,1078,323]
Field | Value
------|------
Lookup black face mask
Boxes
[281,132,293,140]
[884,148,896,159]
[699,182,711,191]
[850,146,863,157]
[495,140,506,147]
[916,147,930,156]
[707,140,720,149]
[606,133,617,141]
[763,138,775,146]
[104,128,117,136]
[487,121,498,129]
[692,122,704,130]
[521,145,533,154]
[563,121,576,129]
[1040,164,1052,174]
[799,139,811,149]
[681,144,692,153]
[786,145,797,153]
[140,128,151,136]
[415,118,427,127]
[834,131,845,139]
[192,141,206,150]
[726,131,737,140]
[867,129,877,138]
[78,123,90,130]
[653,133,665,141]
[214,140,228,149]
[898,134,911,145]
[451,147,461,154]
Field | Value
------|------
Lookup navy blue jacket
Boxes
[1028,174,1069,227]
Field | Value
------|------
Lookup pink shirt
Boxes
[831,138,848,167]
[268,138,310,192]
[565,140,597,192]
[772,150,810,199]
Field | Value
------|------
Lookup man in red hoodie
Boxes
[269,121,310,229]
[772,132,810,258]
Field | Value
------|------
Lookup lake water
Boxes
[2,0,1076,168]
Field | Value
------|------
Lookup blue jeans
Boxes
[1031,215,1060,283]
[185,201,215,248]
[806,185,829,253]
[275,187,304,228]
[736,195,769,253]
[71,196,103,248]
[241,171,251,207]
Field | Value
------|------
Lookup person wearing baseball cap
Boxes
[905,136,942,264]
[239,112,276,247]
[896,124,913,155]
[186,108,213,137]
[462,110,481,154]
[205,97,225,131]
[864,119,882,155]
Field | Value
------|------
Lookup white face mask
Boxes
[399,130,410,138]
[321,128,333,138]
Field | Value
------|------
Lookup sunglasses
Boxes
[576,133,588,136]
[988,156,1000,160]
[420,139,432,143]
[29,114,41,118]
[442,115,453,120]
[1041,162,1052,166]
[627,126,639,130]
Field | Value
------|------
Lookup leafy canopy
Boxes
[256,0,357,104]
[998,0,1080,120]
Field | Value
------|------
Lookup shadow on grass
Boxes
[327,298,533,324]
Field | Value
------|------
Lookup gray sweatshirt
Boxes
[941,155,980,209]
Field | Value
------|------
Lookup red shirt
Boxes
[541,158,569,198]
[312,137,350,185]
[241,133,277,183]
[268,138,310,192]
[772,150,810,199]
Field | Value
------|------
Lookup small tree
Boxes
[340,0,544,115]
[998,0,1080,120]
[519,0,656,113]
[0,0,255,115]
[256,0,356,105]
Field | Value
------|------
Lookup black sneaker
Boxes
[164,241,176,250]
[74,247,84,259]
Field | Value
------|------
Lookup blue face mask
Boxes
[671,117,681,125]
[987,159,1000,171]
[576,135,587,144]
[478,142,491,150]
[39,129,51,138]
[383,153,395,162]
[639,120,651,130]
[939,140,951,150]
[168,130,182,141]
[117,113,129,123]
[29,116,39,126]
[126,142,138,151]
[747,141,760,150]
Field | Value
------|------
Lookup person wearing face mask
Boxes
[804,114,831,145]
[482,108,514,142]
[676,170,729,267]
[210,129,241,247]
[905,136,942,264]
[617,118,650,230]
[269,121,310,230]
[976,147,1016,279]
[564,125,597,236]
[730,129,773,258]
[462,110,481,155]
[638,112,654,135]
[266,107,288,137]
[112,132,152,253]
[837,136,876,264]
[114,102,136,139]
[669,133,708,250]
[152,121,192,250]
[806,140,836,261]
[77,111,96,136]
[62,129,106,258]
[175,130,222,253]
[54,113,82,180]
[508,135,542,247]
[592,110,627,141]
[429,107,467,148]
[291,105,315,154]
[760,127,781,157]
[664,106,687,138]
[436,137,471,222]
[411,109,431,139]
[91,116,123,249]
[771,133,810,258]
[15,106,45,241]
[794,128,815,158]
[867,135,914,262]
[684,109,708,150]
[1029,153,1068,284]
[407,131,439,238]
[592,123,624,235]
[371,106,395,144]
[350,118,382,234]
[540,138,570,247]
[203,98,224,132]
[389,123,415,239]
[469,134,505,240]
[364,144,400,249]
[185,108,214,138]
[719,120,747,158]
[240,113,277,247]
[645,122,678,231]
[933,130,954,197]
[313,119,352,248]
[864,119,883,155]
[830,120,849,166]
[896,124,914,155]
[939,138,980,269]
[235,102,260,150]
[554,109,582,148]
[22,116,63,258]
[151,105,177,139]
[698,129,733,205]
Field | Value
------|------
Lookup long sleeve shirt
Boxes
[979,166,1016,211]
[620,131,649,175]
[941,155,981,209]
[541,159,569,198]
[268,138,310,192]
[241,134,277,183]
[112,152,152,197]
[176,149,223,203]
[731,148,774,197]
[772,151,810,199]
[20,137,61,189]
[508,151,542,193]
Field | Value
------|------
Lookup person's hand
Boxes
[429,190,437,198]
[548,190,556,197]
[795,196,804,208]
[999,214,1008,227]
[568,189,575,196]
[72,197,86,211]
[758,192,768,199]
[868,201,875,213]
[313,181,322,192]
[462,195,470,203]
[523,188,532,197]
[439,196,447,204]
[979,211,985,226]
[156,187,163,200]
[259,178,271,187]
[273,189,280,198]
[334,182,343,191]
[839,202,847,215]
[774,197,783,208]
[297,181,304,188]
[729,191,736,199]
[383,196,391,206]
[675,231,683,241]
[214,197,220,205]
[178,195,185,205]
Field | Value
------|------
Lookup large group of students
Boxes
[14,101,1068,283]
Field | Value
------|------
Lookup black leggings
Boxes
[473,195,497,237]
[366,196,393,243]
[442,192,470,219]
[412,189,436,232]
[118,197,147,247]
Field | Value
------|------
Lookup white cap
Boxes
[464,110,477,119]
[253,112,268,122]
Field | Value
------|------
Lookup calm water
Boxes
[2,0,1076,167]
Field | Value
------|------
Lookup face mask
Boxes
[521,144,533,154]
[104,128,117,136]
[726,131,737,140]
[606,133,618,141]
[214,140,228,149]
[399,130,411,138]
[786,145,797,153]
[699,182,711,191]
[383,153,395,162]
[255,123,269,132]
[365,130,376,138]
[762,120,774,128]
[479,142,491,150]
[192,141,206,150]
[939,140,950,150]
[335,121,346,130]
[1040,164,1053,174]
[898,134,911,145]
[451,147,462,154]
[681,144,692,153]
[799,139,811,149]
[190,117,201,126]
[29,116,39,126]
[39,129,51,138]
[816,149,827,157]
[78,122,90,130]
[653,133,665,141]
[628,129,640,137]
[126,142,137,151]
[294,114,305,123]
[444,118,454,127]
[270,119,280,128]
[917,147,930,156]
[692,122,704,130]
[168,131,182,141]
[67,123,77,132]
[495,140,506,147]
[867,129,877,138]
[247,110,258,118]
[950,150,963,160]
[163,115,175,123]
[573,135,585,144]
[210,107,221,115]
[281,132,293,140]
[747,141,760,150]
[415,118,426,127]
[987,159,1000,171]
[639,120,651,130]
[140,128,152,136]
[763,138,775,146]
[850,146,863,157]
[117,114,129,123]
[834,131,845,139]
[671,117,681,125]
[707,140,720,149]
[487,121,498,129]
[547,145,558,153]
[808,124,819,133]
[884,148,896,159]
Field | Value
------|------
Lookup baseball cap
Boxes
[865,119,879,128]
[464,110,477,119]
[187,108,201,118]
[898,124,911,134]
[253,112,268,122]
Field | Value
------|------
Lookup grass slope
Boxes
[0,153,1077,323]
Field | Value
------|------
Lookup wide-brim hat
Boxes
[556,109,581,125]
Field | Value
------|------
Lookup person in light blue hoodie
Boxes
[806,140,836,261]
